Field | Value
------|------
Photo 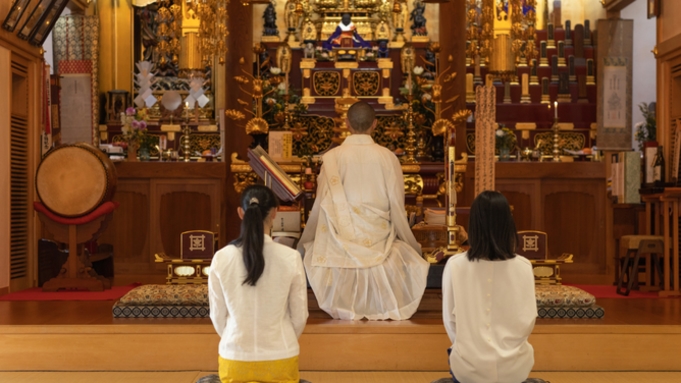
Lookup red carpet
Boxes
[566,284,664,299]
[0,283,141,301]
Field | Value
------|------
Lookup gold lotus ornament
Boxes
[225,110,246,121]
[245,117,270,135]
[432,118,454,137]
[253,42,267,55]
[452,109,472,123]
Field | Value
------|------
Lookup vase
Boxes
[139,147,151,161]
[127,144,138,162]
[499,147,511,162]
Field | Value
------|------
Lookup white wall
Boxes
[622,0,657,148]
[0,45,10,292]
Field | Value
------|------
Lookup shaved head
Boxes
[347,101,376,133]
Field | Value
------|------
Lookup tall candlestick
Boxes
[554,101,558,119]
[285,72,289,95]
[407,72,413,96]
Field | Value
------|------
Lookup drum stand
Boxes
[34,202,117,291]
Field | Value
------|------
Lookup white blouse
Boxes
[208,235,308,361]
[442,252,537,383]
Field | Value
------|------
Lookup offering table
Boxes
[96,162,226,275]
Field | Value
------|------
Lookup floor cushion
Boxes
[535,284,603,319]
[113,284,209,318]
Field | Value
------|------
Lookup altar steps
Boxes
[1,297,680,372]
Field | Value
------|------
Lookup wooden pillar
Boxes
[439,0,467,177]
[225,4,254,240]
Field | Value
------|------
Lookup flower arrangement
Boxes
[635,102,656,151]
[260,67,307,129]
[495,125,516,155]
[119,107,157,159]
[121,107,148,145]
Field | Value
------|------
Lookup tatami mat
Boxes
[1,371,681,383]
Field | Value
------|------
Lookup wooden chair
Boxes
[516,230,574,285]
[616,235,664,296]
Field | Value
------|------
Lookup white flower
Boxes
[413,66,425,75]
[278,82,286,91]
[496,129,504,137]
[270,67,282,75]
[422,93,432,101]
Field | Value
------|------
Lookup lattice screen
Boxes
[9,59,30,281]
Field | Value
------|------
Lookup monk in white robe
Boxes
[298,101,429,320]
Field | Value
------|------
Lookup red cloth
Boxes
[565,284,664,299]
[33,201,119,225]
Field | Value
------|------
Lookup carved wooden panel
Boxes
[151,180,221,262]
[543,180,606,275]
[98,180,151,273]
[495,180,539,231]
[159,192,213,259]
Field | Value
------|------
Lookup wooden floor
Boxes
[1,292,681,373]
[2,289,680,326]
[1,371,681,383]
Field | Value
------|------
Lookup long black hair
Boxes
[467,190,517,262]
[230,185,279,286]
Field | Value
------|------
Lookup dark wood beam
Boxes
[67,0,90,13]
[224,4,254,241]
[439,0,467,161]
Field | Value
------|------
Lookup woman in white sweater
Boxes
[442,191,537,383]
[208,185,309,383]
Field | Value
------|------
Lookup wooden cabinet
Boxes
[463,162,607,279]
[98,163,226,275]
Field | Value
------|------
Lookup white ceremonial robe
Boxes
[298,134,429,320]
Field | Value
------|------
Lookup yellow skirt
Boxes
[218,355,299,383]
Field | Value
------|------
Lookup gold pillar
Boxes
[97,0,134,94]
[180,3,202,70]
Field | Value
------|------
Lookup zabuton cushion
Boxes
[118,284,208,306]
[535,284,596,307]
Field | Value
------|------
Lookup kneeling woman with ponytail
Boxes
[209,185,309,383]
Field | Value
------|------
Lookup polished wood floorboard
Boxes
[1,291,679,326]
[1,371,681,383]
